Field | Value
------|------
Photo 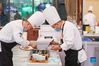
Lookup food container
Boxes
[30,50,49,63]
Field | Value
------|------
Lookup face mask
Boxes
[54,28,62,32]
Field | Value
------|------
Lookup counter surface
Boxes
[12,45,62,66]
[84,33,99,37]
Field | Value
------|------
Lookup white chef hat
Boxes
[27,11,45,27]
[43,6,61,26]
[88,6,93,11]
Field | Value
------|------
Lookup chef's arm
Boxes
[13,26,30,48]
[60,25,74,51]
[13,32,30,47]
[13,30,37,49]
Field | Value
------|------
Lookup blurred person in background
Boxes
[14,10,22,20]
[83,6,96,33]
[0,3,9,26]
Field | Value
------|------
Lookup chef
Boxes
[43,6,87,66]
[83,6,96,33]
[0,11,45,66]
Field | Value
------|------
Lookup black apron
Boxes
[64,49,81,66]
[0,41,17,66]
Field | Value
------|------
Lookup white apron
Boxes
[78,49,87,63]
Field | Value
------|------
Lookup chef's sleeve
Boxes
[60,24,74,51]
[13,27,30,47]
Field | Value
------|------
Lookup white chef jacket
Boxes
[60,21,82,51]
[0,20,30,48]
[83,12,96,31]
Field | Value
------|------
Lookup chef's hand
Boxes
[29,43,37,49]
[50,40,59,45]
[51,44,62,51]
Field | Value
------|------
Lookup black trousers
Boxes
[0,41,17,66]
[64,49,81,66]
